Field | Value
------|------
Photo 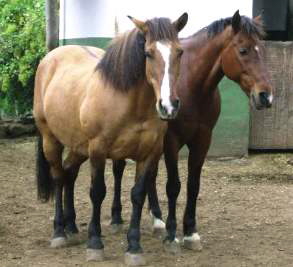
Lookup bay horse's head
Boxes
[128,14,188,119]
[220,10,273,110]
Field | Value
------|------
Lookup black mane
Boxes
[207,15,265,39]
[96,17,178,92]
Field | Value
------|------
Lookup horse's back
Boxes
[34,45,104,99]
[43,45,104,64]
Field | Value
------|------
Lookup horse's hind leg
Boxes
[147,163,165,237]
[63,151,87,241]
[110,159,126,233]
[42,133,66,248]
[111,159,164,237]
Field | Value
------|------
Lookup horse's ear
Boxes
[173,12,188,32]
[232,10,241,33]
[127,16,148,34]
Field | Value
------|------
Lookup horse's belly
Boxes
[47,120,89,155]
[108,123,166,161]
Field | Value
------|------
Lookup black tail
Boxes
[36,134,54,202]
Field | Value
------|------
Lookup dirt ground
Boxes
[0,137,292,267]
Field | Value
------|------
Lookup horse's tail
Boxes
[36,134,54,202]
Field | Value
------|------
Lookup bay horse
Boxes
[34,14,188,265]
[110,10,273,253]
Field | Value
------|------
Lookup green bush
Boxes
[0,0,46,117]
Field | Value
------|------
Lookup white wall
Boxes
[60,0,252,39]
[116,0,252,38]
[59,0,116,39]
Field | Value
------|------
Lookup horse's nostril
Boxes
[259,92,269,98]
[158,99,167,114]
[172,98,180,109]
[259,92,271,107]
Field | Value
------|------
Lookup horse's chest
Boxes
[108,120,166,160]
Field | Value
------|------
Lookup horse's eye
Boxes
[145,51,153,58]
[239,47,248,55]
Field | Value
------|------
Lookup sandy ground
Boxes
[0,137,292,267]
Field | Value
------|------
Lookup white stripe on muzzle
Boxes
[156,42,174,115]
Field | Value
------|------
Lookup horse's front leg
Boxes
[86,152,106,262]
[182,133,211,251]
[125,158,159,266]
[163,136,181,254]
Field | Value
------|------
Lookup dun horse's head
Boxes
[221,10,273,110]
[128,13,188,119]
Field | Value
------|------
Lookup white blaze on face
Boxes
[156,41,173,115]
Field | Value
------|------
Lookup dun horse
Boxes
[34,14,188,265]
[110,11,273,253]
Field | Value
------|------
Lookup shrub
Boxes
[0,0,46,117]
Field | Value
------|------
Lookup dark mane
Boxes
[207,15,265,39]
[96,17,178,91]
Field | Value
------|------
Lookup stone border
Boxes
[0,119,36,138]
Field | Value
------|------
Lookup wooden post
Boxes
[46,0,59,51]
[249,41,293,150]
[289,0,293,40]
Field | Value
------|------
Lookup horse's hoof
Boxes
[152,218,166,238]
[67,233,82,246]
[86,248,105,262]
[163,238,181,254]
[124,252,146,266]
[183,233,202,251]
[50,237,67,248]
[110,223,124,234]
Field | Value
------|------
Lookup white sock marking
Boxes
[183,232,201,242]
[150,211,165,229]
[153,217,165,229]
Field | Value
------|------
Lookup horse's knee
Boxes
[90,187,106,203]
[131,184,146,207]
[166,178,181,199]
[113,160,126,177]
[63,152,86,172]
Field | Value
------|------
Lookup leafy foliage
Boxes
[0,0,46,116]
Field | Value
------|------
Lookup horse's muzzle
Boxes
[157,98,180,120]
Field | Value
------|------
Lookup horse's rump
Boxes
[33,45,105,154]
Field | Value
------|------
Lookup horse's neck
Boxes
[128,81,157,119]
[185,30,230,95]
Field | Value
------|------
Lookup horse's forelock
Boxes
[145,17,178,42]
[96,17,178,92]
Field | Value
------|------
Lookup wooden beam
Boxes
[46,0,59,51]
